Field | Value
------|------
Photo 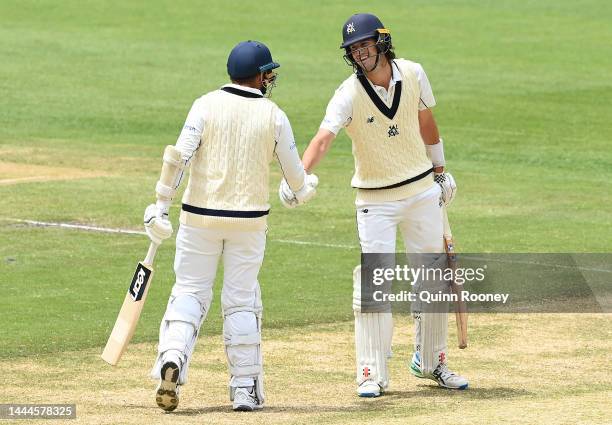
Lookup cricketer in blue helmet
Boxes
[300,13,466,397]
[226,40,280,95]
[144,40,318,412]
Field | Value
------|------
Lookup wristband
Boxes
[425,138,446,168]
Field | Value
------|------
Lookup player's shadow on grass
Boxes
[170,405,365,415]
[129,387,530,416]
[162,387,530,416]
[385,386,532,400]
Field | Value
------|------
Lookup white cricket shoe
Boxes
[357,380,383,397]
[232,386,262,411]
[409,352,468,390]
[432,363,469,390]
[156,361,180,411]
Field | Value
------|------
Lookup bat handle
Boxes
[144,242,159,266]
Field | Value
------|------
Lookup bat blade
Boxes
[101,243,158,365]
[442,208,468,349]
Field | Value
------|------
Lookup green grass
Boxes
[1,0,611,360]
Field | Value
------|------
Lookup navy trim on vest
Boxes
[221,86,263,99]
[182,203,269,218]
[353,167,433,190]
[356,74,402,120]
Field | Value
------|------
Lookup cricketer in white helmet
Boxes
[301,13,467,397]
[145,40,318,412]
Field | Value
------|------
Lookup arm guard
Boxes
[155,145,187,203]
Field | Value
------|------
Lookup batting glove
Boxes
[434,172,457,206]
[144,203,173,245]
[279,174,318,208]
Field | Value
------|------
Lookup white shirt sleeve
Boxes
[413,63,436,110]
[274,109,306,192]
[175,97,206,164]
[319,83,353,135]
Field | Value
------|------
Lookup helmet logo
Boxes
[346,22,355,34]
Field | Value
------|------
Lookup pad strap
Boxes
[229,364,262,377]
[226,332,261,346]
[156,181,176,199]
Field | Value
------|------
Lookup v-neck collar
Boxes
[356,67,402,120]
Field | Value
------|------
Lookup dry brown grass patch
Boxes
[0,161,109,185]
[1,314,610,424]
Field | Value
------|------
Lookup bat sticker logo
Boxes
[129,264,151,301]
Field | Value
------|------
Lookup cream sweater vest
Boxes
[180,88,277,231]
[345,59,434,203]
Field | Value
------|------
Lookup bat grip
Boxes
[144,242,159,266]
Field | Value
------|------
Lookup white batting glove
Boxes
[278,174,318,208]
[144,203,173,245]
[434,172,457,206]
[279,179,298,208]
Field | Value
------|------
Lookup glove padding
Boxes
[144,203,173,245]
[279,174,319,208]
[434,172,457,206]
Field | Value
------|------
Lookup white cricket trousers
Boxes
[154,223,266,387]
[172,224,266,313]
[353,184,449,381]
[356,185,444,254]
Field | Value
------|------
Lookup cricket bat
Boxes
[442,207,468,349]
[101,242,159,365]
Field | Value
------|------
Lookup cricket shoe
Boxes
[357,380,383,397]
[156,361,180,411]
[409,352,468,390]
[232,386,262,411]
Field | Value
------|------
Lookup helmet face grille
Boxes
[342,31,393,74]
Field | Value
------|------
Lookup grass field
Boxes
[1,0,611,423]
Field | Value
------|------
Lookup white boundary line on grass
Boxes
[5,218,147,235]
[271,239,355,250]
[2,218,611,274]
[2,218,357,250]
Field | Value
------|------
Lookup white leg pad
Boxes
[354,312,393,389]
[352,264,392,314]
[224,310,264,405]
[150,294,205,384]
[409,253,450,374]
[413,311,448,375]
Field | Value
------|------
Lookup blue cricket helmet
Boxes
[340,13,390,49]
[227,40,280,80]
